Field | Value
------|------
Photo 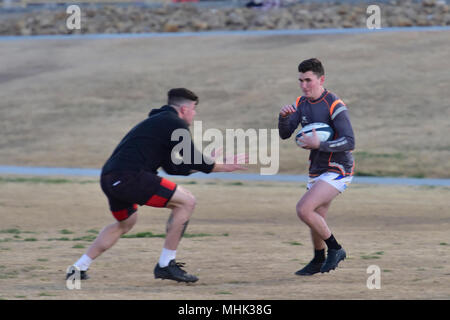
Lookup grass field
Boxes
[0,177,449,299]
[0,30,449,300]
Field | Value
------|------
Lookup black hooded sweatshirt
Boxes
[101,105,214,176]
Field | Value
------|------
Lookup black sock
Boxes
[325,234,342,250]
[312,249,326,263]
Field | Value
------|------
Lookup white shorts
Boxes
[307,172,353,193]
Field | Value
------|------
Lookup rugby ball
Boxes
[295,122,334,147]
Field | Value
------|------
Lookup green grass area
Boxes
[361,251,384,260]
[71,235,97,241]
[286,241,303,246]
[0,177,97,184]
[38,292,56,297]
[121,231,220,239]
[361,255,380,260]
[181,181,197,185]
[0,228,40,243]
[0,228,36,235]
[121,232,165,239]
[0,267,18,279]
[0,228,21,234]
[0,177,70,184]
[47,235,97,241]
[47,237,71,241]
[1,232,99,243]
[183,233,213,238]
[226,181,244,186]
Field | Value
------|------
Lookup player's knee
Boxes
[296,203,312,223]
[316,205,329,218]
[183,193,196,212]
[120,224,133,235]
[118,214,137,234]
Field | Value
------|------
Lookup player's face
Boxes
[180,101,197,126]
[299,71,324,100]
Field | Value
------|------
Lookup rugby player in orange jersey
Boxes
[279,58,355,275]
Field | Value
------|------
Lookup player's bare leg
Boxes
[66,213,138,280]
[296,180,339,239]
[154,186,198,283]
[295,181,346,275]
[164,186,196,250]
[86,213,138,260]
[310,202,331,250]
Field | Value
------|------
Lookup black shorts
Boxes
[100,170,177,221]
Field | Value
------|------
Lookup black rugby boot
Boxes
[154,260,198,283]
[320,248,346,273]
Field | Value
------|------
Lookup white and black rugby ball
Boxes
[295,122,334,147]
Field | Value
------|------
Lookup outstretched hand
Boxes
[212,153,249,172]
[210,147,223,161]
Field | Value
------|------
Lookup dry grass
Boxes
[0,178,449,299]
[0,31,449,177]
[1,30,449,301]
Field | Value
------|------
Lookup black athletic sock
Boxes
[324,234,342,250]
[311,249,326,263]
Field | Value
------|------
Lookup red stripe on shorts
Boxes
[112,209,129,221]
[160,178,176,191]
[145,195,167,207]
[112,204,138,221]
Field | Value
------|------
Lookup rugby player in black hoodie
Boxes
[67,88,247,283]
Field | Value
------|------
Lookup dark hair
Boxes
[298,58,324,77]
[167,88,199,106]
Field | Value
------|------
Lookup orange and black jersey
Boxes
[278,89,355,177]
[102,105,215,176]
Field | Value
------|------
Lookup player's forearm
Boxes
[212,163,240,173]
[319,136,355,153]
[212,163,226,172]
[278,115,295,139]
[319,111,355,152]
[163,162,214,176]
